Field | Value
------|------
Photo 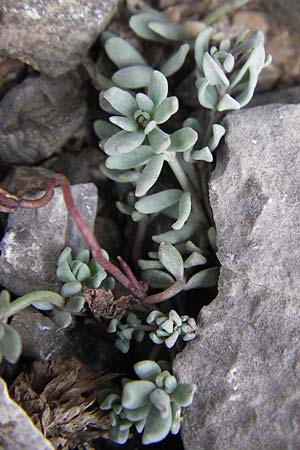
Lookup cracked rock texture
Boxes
[0,0,118,77]
[0,378,54,450]
[174,104,300,450]
[0,183,98,296]
[0,75,87,165]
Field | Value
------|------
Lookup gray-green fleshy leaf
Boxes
[109,116,138,132]
[149,21,189,41]
[56,260,76,283]
[160,44,190,77]
[194,26,214,69]
[149,388,170,417]
[51,309,72,329]
[217,93,240,111]
[94,120,120,140]
[0,323,22,364]
[134,360,161,381]
[158,243,184,281]
[142,404,172,445]
[197,77,218,110]
[76,249,90,264]
[185,267,219,290]
[165,330,180,348]
[61,281,82,297]
[122,380,155,409]
[101,166,141,183]
[148,70,168,106]
[66,295,85,313]
[129,12,168,42]
[171,402,181,434]
[138,259,163,270]
[203,52,230,88]
[169,127,198,152]
[142,269,175,289]
[115,338,130,354]
[123,405,150,422]
[153,97,178,124]
[208,124,226,151]
[105,36,146,68]
[184,252,207,268]
[192,146,213,162]
[113,66,153,89]
[153,222,198,244]
[172,192,192,230]
[136,93,155,112]
[135,154,165,197]
[171,383,197,407]
[104,130,145,155]
[57,247,73,266]
[223,53,235,72]
[148,127,171,153]
[103,87,137,116]
[135,189,182,214]
[106,146,154,170]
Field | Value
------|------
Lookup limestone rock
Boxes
[174,104,300,450]
[0,0,118,77]
[262,0,300,31]
[0,378,54,450]
[0,75,87,164]
[0,183,98,296]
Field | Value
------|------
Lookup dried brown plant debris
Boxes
[10,358,116,450]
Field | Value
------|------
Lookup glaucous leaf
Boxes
[109,116,138,131]
[153,97,178,124]
[142,404,172,444]
[135,154,165,197]
[94,120,120,140]
[148,70,168,106]
[203,52,230,88]
[194,26,214,69]
[160,44,190,77]
[129,12,167,42]
[66,295,85,313]
[172,192,192,229]
[104,130,145,155]
[134,360,161,381]
[136,93,154,113]
[149,388,171,417]
[113,65,153,89]
[57,247,72,266]
[149,21,189,41]
[184,252,207,268]
[165,330,180,348]
[138,259,163,270]
[122,380,155,409]
[196,78,218,110]
[61,281,82,297]
[208,124,226,151]
[103,87,137,117]
[76,249,90,264]
[153,222,198,244]
[148,127,171,153]
[217,93,240,111]
[171,383,197,407]
[105,36,146,68]
[0,323,22,364]
[142,269,175,289]
[123,405,150,422]
[192,146,213,162]
[51,309,72,329]
[158,243,184,281]
[135,189,182,214]
[56,260,76,283]
[106,145,154,170]
[168,127,198,152]
[185,267,219,290]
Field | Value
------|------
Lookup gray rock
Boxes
[0,378,54,450]
[10,308,78,361]
[0,183,98,296]
[0,0,118,77]
[249,86,300,108]
[262,0,300,31]
[174,104,300,450]
[0,75,87,164]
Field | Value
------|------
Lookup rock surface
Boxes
[0,183,98,296]
[262,0,300,31]
[250,86,300,108]
[174,104,300,449]
[0,0,118,77]
[0,75,87,164]
[0,378,54,450]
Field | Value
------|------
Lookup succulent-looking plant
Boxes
[99,360,196,445]
[195,27,272,111]
[0,289,65,364]
[107,312,145,354]
[56,247,114,328]
[146,309,197,348]
[107,309,197,353]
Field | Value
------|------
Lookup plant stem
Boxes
[0,291,65,319]
[166,153,209,228]
[203,0,249,25]
[142,281,183,305]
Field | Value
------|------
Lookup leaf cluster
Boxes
[99,360,196,445]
